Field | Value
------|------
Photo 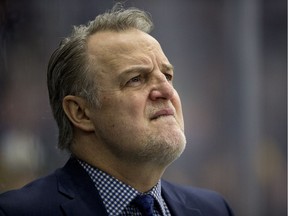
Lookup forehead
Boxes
[87,29,169,70]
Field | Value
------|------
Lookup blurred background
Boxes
[0,0,286,215]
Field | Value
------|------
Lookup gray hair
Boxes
[47,4,154,150]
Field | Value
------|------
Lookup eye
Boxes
[126,75,143,87]
[165,73,173,81]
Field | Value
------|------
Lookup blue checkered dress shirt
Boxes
[78,160,171,216]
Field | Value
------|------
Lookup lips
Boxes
[151,108,175,120]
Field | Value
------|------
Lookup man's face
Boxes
[86,29,186,166]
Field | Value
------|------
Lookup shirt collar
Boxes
[78,159,166,216]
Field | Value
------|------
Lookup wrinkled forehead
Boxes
[87,28,160,52]
[86,29,169,69]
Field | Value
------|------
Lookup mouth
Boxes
[151,108,175,120]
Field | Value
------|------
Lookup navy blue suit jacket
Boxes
[0,157,234,216]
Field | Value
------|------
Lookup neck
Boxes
[71,140,167,192]
[100,160,165,192]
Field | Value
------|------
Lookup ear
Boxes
[62,95,95,132]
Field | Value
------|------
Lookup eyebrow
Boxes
[118,63,174,81]
[120,65,152,75]
[117,65,152,84]
[161,63,174,72]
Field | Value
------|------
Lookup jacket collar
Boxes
[56,157,108,216]
[161,180,203,216]
[56,157,202,216]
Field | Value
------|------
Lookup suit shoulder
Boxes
[0,170,63,215]
[161,180,234,216]
[0,171,58,200]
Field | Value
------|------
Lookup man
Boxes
[0,5,234,216]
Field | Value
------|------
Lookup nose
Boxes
[149,73,175,101]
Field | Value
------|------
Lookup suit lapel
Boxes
[56,158,203,216]
[60,198,107,216]
[56,157,108,216]
[162,181,203,216]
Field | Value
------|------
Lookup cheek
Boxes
[172,90,182,109]
[103,93,146,119]
[123,95,146,117]
[172,92,184,120]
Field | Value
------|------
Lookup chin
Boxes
[163,135,186,165]
[145,131,187,166]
